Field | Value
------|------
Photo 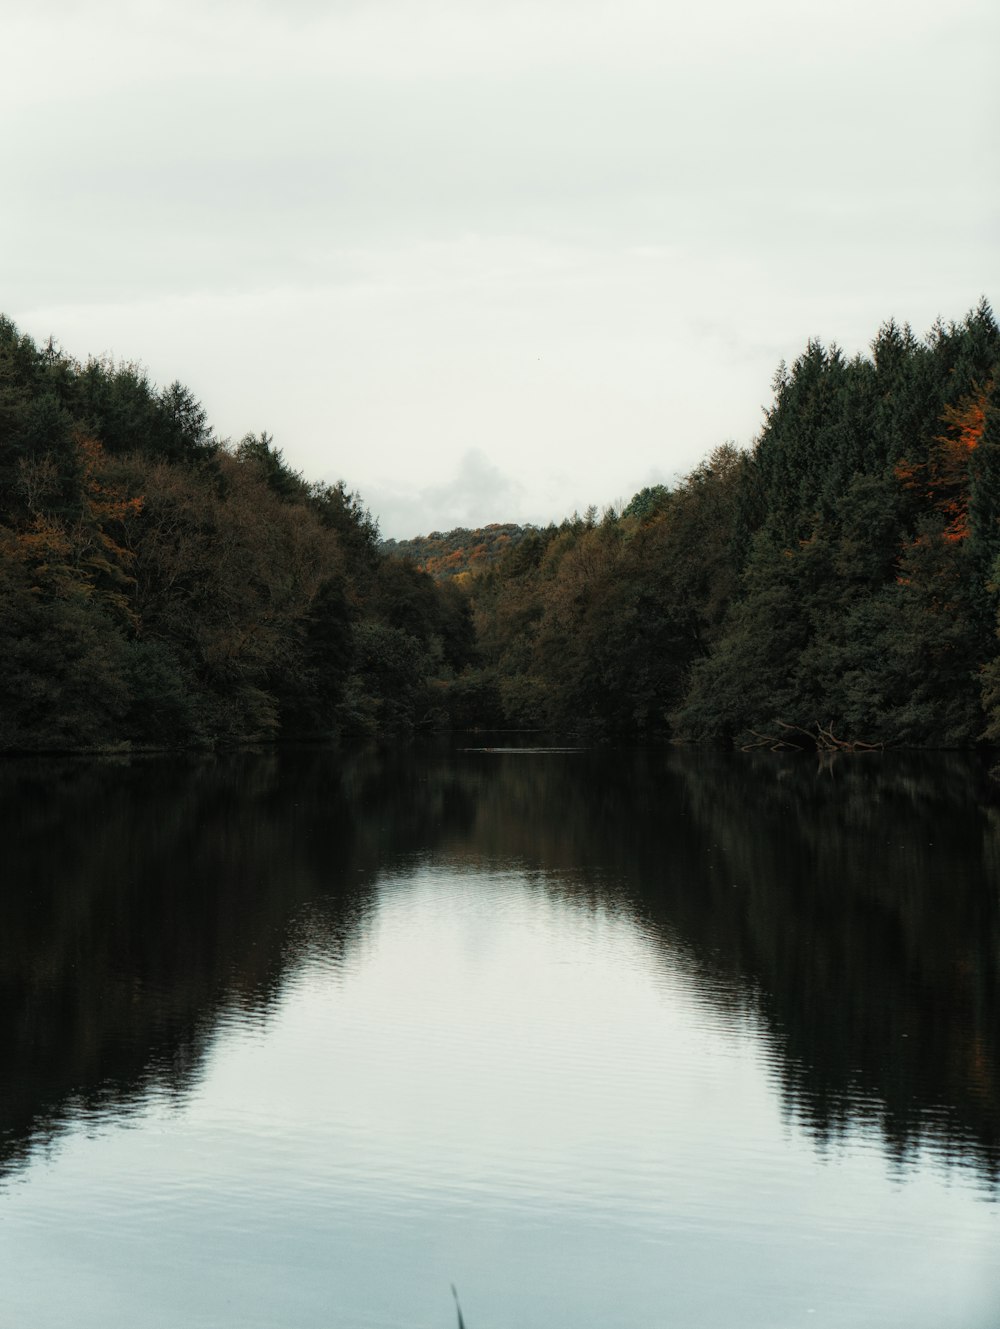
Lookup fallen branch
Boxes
[740,729,800,752]
[741,721,883,753]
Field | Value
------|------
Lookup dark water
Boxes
[1,744,999,1327]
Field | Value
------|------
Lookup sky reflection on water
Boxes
[1,748,999,1327]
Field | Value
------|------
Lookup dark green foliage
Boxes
[666,304,1000,749]
[433,579,478,672]
[72,361,217,465]
[340,621,431,737]
[467,303,1000,746]
[273,576,355,737]
[675,531,814,743]
[0,317,462,750]
[311,480,381,561]
[467,446,744,737]
[121,640,201,747]
[439,667,505,729]
[968,379,1000,597]
[5,303,1000,749]
[234,431,308,501]
[621,484,670,522]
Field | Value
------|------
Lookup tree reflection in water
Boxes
[1,743,997,1191]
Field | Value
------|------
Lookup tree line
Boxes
[0,316,473,750]
[381,523,537,582]
[464,300,1000,747]
[2,301,998,750]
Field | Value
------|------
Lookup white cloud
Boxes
[4,0,998,535]
[367,449,528,538]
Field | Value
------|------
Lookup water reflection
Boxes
[0,750,358,1179]
[1,743,998,1196]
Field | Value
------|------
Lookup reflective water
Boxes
[1,745,999,1327]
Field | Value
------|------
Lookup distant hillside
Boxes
[381,523,539,582]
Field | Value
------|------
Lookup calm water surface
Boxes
[1,745,998,1327]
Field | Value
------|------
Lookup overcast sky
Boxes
[5,0,998,537]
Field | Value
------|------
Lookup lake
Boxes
[1,743,998,1327]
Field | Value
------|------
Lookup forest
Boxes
[0,316,474,750]
[381,523,536,581]
[1,301,998,751]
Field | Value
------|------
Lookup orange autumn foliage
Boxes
[894,385,990,545]
[9,432,144,615]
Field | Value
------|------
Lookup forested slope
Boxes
[0,317,472,751]
[4,303,999,751]
[468,302,1000,747]
[381,523,536,581]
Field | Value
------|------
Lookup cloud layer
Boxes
[5,0,998,535]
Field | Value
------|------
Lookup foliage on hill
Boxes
[0,317,473,751]
[466,301,1000,747]
[5,301,1000,751]
[381,523,538,583]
